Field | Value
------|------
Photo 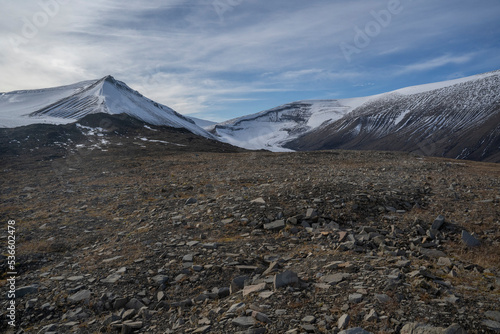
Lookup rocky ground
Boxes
[1,119,500,333]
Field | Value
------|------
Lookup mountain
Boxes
[210,100,353,151]
[0,75,213,139]
[212,70,500,162]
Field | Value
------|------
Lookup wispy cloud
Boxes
[396,54,475,75]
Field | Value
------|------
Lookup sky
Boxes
[1,0,499,122]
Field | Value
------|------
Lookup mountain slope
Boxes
[285,71,500,162]
[210,100,352,151]
[0,76,213,139]
[211,70,500,161]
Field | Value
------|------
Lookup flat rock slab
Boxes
[102,256,123,263]
[15,285,38,298]
[101,273,122,284]
[250,197,266,204]
[242,283,267,296]
[338,314,350,329]
[232,316,256,328]
[462,230,480,247]
[67,290,91,303]
[274,270,299,289]
[482,320,500,331]
[264,220,285,231]
[320,273,350,285]
[431,215,445,230]
[349,293,363,303]
[485,311,500,322]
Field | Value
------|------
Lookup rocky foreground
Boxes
[1,143,500,333]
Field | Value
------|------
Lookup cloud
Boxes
[396,54,475,74]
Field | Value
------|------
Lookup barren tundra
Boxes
[1,121,499,333]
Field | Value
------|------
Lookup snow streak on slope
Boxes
[0,76,213,139]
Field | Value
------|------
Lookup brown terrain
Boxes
[1,114,500,333]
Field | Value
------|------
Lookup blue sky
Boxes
[1,0,499,121]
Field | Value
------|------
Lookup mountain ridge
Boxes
[0,75,213,139]
[212,69,500,161]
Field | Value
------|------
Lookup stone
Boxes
[431,215,445,230]
[230,276,249,294]
[274,270,299,289]
[263,261,281,276]
[396,260,411,268]
[123,321,143,329]
[217,287,230,298]
[485,310,500,322]
[443,324,467,334]
[152,274,169,285]
[339,328,373,334]
[301,324,317,333]
[364,309,378,321]
[252,311,272,324]
[101,273,122,284]
[302,315,316,323]
[202,243,219,249]
[113,297,128,310]
[68,289,91,303]
[182,254,194,262]
[348,293,363,303]
[232,316,256,328]
[461,230,480,247]
[259,291,274,299]
[122,308,136,320]
[103,314,121,326]
[103,255,123,263]
[251,197,266,204]
[242,283,266,296]
[264,220,285,231]
[338,314,350,329]
[40,324,58,332]
[320,273,348,285]
[305,208,318,219]
[125,298,145,310]
[482,320,500,331]
[228,302,246,314]
[15,285,38,298]
[185,197,197,205]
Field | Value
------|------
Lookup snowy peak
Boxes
[211,100,351,151]
[0,76,212,139]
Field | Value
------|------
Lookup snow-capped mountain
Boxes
[286,70,500,162]
[212,70,500,162]
[210,100,353,151]
[0,75,213,139]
